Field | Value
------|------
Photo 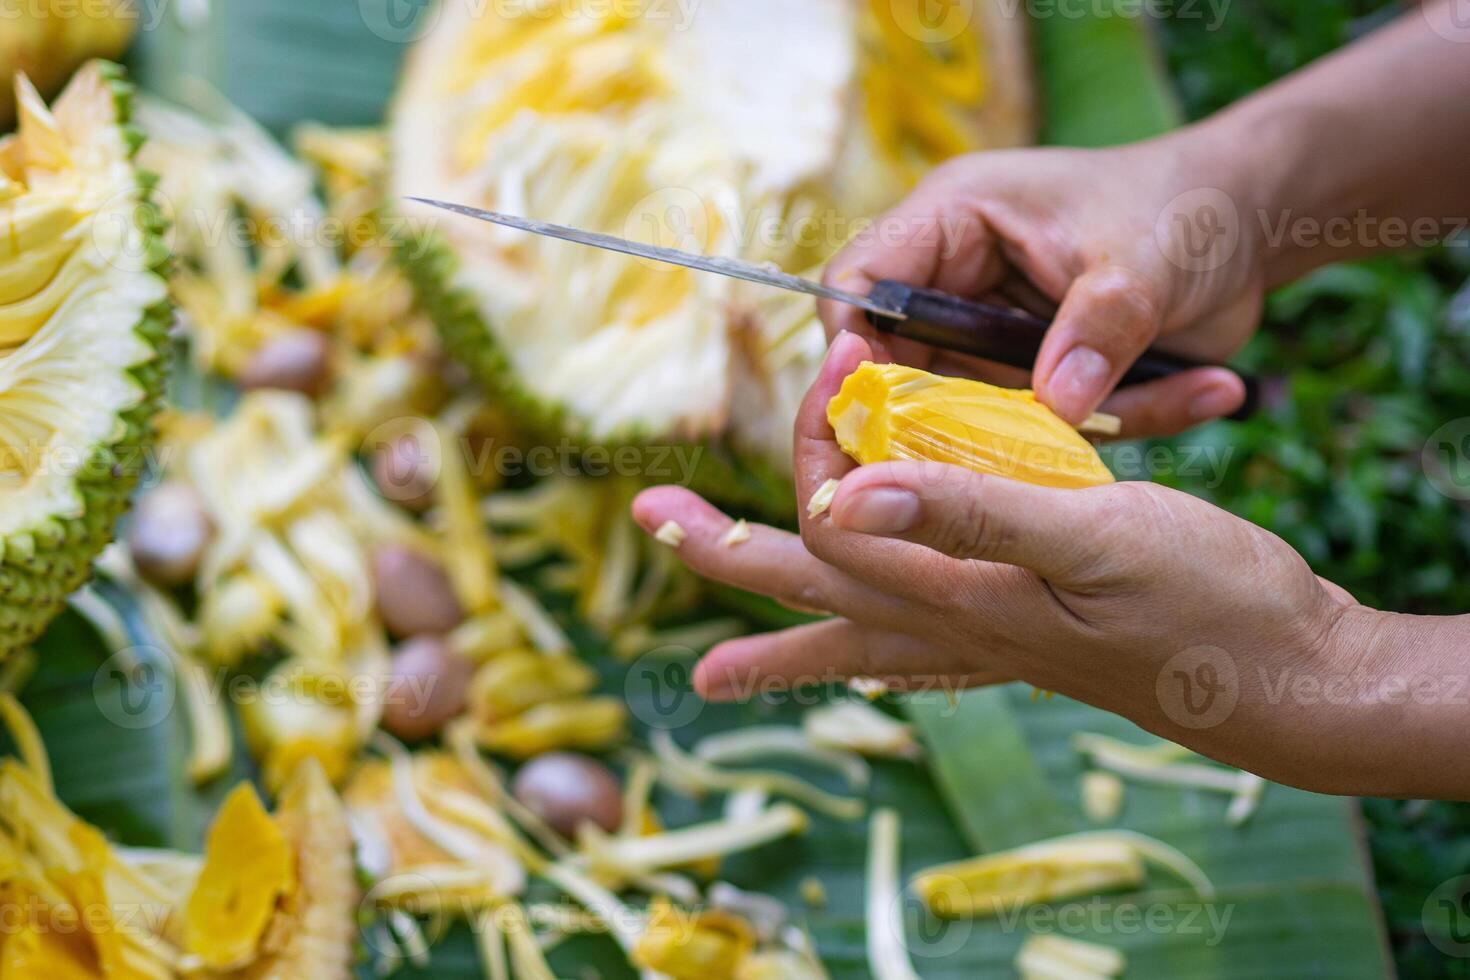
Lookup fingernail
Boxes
[1054,346,1111,417]
[837,488,920,535]
[1189,384,1240,422]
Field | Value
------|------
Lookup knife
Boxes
[407,197,1260,421]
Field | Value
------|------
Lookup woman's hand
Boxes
[631,333,1449,798]
[819,139,1263,438]
[820,6,1470,440]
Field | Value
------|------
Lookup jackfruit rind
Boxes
[185,783,297,970]
[0,61,171,657]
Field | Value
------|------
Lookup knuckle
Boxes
[791,582,833,616]
[1083,269,1162,337]
[800,522,839,564]
[934,494,997,560]
[1088,482,1169,549]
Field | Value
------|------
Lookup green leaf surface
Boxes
[909,686,1392,977]
[1031,6,1181,145]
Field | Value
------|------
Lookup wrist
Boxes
[1306,604,1470,798]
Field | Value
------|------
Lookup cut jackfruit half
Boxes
[0,62,171,656]
[392,0,1032,511]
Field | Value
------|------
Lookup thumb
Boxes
[1032,266,1165,424]
[829,461,1123,582]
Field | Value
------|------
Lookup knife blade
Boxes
[406,196,1260,420]
[405,197,906,320]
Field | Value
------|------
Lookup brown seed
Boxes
[238,329,333,397]
[511,752,623,838]
[371,433,437,511]
[380,636,473,741]
[127,481,213,587]
[371,543,465,638]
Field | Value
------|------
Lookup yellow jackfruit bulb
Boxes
[185,783,298,970]
[633,898,756,980]
[474,696,627,759]
[827,362,1114,489]
[914,838,1144,919]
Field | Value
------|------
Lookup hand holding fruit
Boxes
[634,333,1464,798]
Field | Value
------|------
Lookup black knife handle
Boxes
[864,280,1259,421]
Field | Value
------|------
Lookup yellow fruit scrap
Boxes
[828,363,1115,489]
[1080,771,1125,824]
[654,520,688,548]
[802,701,921,762]
[134,96,346,377]
[239,661,362,792]
[0,703,179,980]
[1015,934,1126,980]
[914,838,1144,919]
[169,392,445,669]
[633,897,756,980]
[721,520,751,548]
[735,949,832,980]
[485,477,667,633]
[865,808,921,980]
[184,784,297,970]
[1072,732,1268,827]
[806,479,840,519]
[238,760,360,980]
[469,649,598,722]
[474,697,627,759]
[345,750,531,885]
[912,831,1213,920]
[431,417,500,614]
[0,693,50,793]
[583,804,808,884]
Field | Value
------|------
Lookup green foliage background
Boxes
[1156,3,1470,976]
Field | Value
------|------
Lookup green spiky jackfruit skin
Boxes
[394,215,797,519]
[0,62,173,657]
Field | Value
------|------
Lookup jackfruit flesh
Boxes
[393,0,1032,495]
[185,783,297,970]
[0,62,169,656]
[828,363,1114,489]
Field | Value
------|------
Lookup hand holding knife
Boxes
[407,197,1260,421]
